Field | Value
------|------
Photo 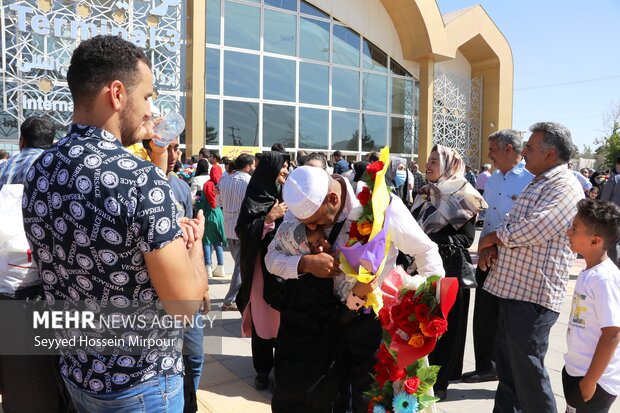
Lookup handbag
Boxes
[437,242,478,289]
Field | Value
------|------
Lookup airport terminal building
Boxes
[0,0,513,167]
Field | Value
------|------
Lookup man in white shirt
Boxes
[569,162,592,193]
[265,166,444,412]
[476,164,492,195]
[218,154,256,310]
[462,129,533,384]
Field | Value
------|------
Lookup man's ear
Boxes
[327,192,339,207]
[109,80,125,111]
[18,136,25,150]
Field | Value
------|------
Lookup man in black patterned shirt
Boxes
[22,35,208,411]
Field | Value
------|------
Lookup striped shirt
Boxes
[484,164,585,312]
[219,171,251,240]
[0,147,44,188]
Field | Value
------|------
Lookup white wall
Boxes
[306,0,420,78]
[435,50,471,79]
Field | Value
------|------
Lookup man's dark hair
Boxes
[67,35,151,108]
[235,154,256,171]
[20,116,55,149]
[199,148,209,158]
[271,143,286,153]
[368,151,380,163]
[297,155,308,166]
[255,152,263,161]
[576,199,620,249]
[191,155,199,164]
[333,150,342,158]
[210,151,221,162]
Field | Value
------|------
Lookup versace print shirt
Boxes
[22,124,184,393]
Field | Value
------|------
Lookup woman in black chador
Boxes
[235,151,290,391]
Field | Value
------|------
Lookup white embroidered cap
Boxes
[283,165,330,220]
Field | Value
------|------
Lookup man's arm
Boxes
[389,197,445,276]
[495,182,582,248]
[265,231,339,279]
[144,237,208,318]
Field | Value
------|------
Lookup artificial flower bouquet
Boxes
[367,268,458,413]
[340,147,392,312]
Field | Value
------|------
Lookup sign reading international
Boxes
[0,0,186,143]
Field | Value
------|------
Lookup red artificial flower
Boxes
[398,318,419,336]
[376,344,394,367]
[389,368,407,383]
[357,186,372,206]
[378,306,391,326]
[401,290,421,313]
[414,304,430,323]
[403,376,421,394]
[366,161,385,179]
[421,316,448,338]
[374,361,390,387]
[390,303,408,325]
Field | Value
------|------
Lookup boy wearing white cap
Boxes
[265,165,444,413]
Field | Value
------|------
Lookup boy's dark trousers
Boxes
[562,367,616,413]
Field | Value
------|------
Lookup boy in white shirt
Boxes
[564,199,620,412]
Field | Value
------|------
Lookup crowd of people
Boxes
[0,35,619,413]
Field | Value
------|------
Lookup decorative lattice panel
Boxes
[0,0,186,140]
[432,71,482,169]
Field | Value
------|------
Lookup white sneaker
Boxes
[206,265,213,278]
[213,265,225,278]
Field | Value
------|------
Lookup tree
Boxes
[581,145,594,158]
[595,100,620,167]
[205,122,218,145]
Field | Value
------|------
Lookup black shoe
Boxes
[254,373,269,391]
[435,389,448,401]
[461,370,498,383]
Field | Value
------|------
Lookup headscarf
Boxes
[353,161,369,183]
[411,144,487,233]
[200,162,221,210]
[385,156,410,204]
[210,162,222,185]
[235,151,290,312]
[195,159,210,177]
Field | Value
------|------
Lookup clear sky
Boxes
[435,0,620,152]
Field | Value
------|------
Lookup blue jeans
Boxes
[63,374,183,413]
[204,243,224,266]
[493,298,559,413]
[223,238,242,305]
[183,312,205,392]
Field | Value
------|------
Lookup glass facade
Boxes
[205,0,419,158]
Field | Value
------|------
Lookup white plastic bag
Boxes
[0,184,39,295]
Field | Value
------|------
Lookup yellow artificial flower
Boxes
[408,333,426,348]
[358,220,372,236]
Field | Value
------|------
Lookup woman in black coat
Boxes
[235,151,290,390]
[410,144,487,400]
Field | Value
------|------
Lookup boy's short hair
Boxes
[576,199,620,249]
